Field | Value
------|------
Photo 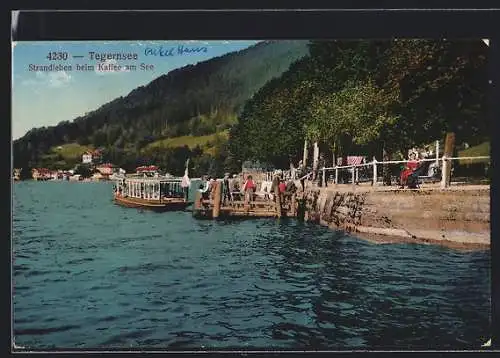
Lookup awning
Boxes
[347,156,366,166]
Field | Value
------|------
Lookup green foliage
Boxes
[74,164,92,178]
[307,80,399,147]
[228,39,489,166]
[228,60,315,168]
[142,131,229,153]
[50,143,94,161]
[458,141,490,164]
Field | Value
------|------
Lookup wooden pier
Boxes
[192,180,297,220]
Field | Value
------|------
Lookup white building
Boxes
[82,152,93,164]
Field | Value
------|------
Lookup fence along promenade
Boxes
[321,155,490,189]
[262,155,490,190]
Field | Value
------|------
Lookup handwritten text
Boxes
[144,45,208,57]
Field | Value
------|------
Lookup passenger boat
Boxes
[113,176,190,212]
[113,163,192,212]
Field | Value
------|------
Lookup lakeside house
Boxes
[27,159,119,182]
[136,165,160,177]
[82,152,92,164]
[97,163,114,176]
[13,168,22,181]
[92,163,115,181]
[82,149,103,164]
[30,168,75,181]
[32,168,51,181]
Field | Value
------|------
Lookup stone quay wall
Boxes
[300,186,490,250]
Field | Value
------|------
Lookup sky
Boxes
[11,40,260,140]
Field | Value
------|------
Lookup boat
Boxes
[113,176,190,212]
[112,162,191,212]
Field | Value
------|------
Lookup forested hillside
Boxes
[228,39,489,169]
[13,40,310,176]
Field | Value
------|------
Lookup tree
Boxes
[307,80,400,159]
[74,164,92,178]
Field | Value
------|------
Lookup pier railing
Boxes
[263,169,313,183]
[264,169,294,182]
[319,155,490,188]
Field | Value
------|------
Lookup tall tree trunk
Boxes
[382,143,391,186]
[302,139,308,167]
[332,141,337,168]
[312,141,319,181]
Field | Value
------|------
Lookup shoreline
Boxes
[354,232,490,251]
[321,221,490,251]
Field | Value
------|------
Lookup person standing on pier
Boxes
[181,173,190,201]
[279,179,286,194]
[181,159,191,201]
[208,177,217,200]
[243,175,256,204]
[270,174,280,201]
[223,173,231,204]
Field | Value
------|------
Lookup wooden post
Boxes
[372,157,377,186]
[291,193,296,216]
[159,182,163,203]
[275,181,282,218]
[322,167,326,187]
[440,155,448,189]
[351,167,355,185]
[441,133,455,188]
[194,191,202,210]
[303,139,308,167]
[212,180,222,218]
[355,168,359,183]
[332,142,336,169]
[335,167,339,186]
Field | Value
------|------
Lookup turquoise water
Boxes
[12,181,491,350]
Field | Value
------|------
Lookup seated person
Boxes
[427,161,440,178]
[400,152,420,188]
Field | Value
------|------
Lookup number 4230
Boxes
[46,52,69,61]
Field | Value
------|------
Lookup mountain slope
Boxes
[14,40,310,169]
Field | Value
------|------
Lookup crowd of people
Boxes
[198,172,295,205]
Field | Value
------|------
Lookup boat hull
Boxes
[114,195,190,212]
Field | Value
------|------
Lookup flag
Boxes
[181,159,190,188]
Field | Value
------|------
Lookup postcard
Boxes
[12,13,492,352]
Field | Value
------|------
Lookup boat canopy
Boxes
[116,177,185,200]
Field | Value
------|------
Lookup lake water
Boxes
[12,181,491,350]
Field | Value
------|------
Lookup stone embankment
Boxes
[300,184,490,250]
